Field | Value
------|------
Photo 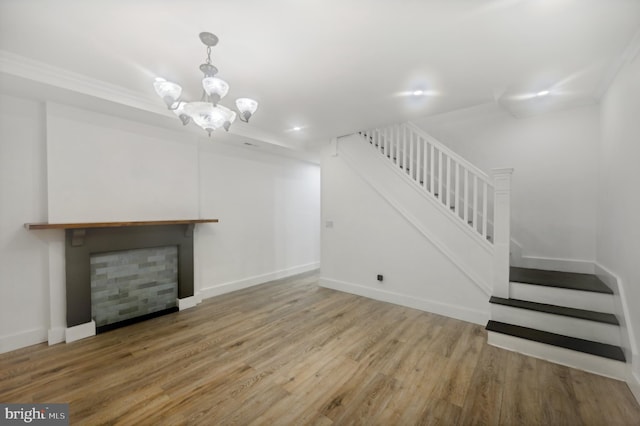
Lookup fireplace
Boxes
[65,224,197,328]
[25,219,218,341]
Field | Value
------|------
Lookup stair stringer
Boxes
[338,133,494,296]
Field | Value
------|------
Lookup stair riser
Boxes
[487,331,626,380]
[510,282,615,313]
[491,304,621,346]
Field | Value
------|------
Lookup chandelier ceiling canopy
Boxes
[153,32,259,137]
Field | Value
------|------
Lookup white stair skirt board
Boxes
[490,304,621,347]
[488,330,627,381]
[510,282,616,313]
[65,320,96,343]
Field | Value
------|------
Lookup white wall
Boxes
[598,48,640,383]
[413,104,600,269]
[320,140,489,325]
[0,94,50,352]
[197,141,321,296]
[46,103,199,223]
[0,95,321,353]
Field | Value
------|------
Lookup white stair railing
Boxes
[361,122,495,241]
[359,122,513,297]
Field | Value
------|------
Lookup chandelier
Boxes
[153,32,259,136]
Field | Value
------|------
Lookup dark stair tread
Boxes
[510,267,612,294]
[489,296,619,325]
[486,320,625,362]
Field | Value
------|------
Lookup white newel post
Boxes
[491,168,514,298]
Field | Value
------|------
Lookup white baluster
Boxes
[446,156,451,207]
[409,131,414,178]
[438,150,443,202]
[401,128,407,170]
[464,169,469,224]
[455,162,460,217]
[430,143,435,194]
[385,126,390,156]
[473,175,478,230]
[413,134,422,183]
[394,125,399,165]
[482,182,488,238]
[422,136,428,189]
[383,128,387,154]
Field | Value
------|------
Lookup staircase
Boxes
[353,122,628,380]
[487,266,626,379]
[360,123,497,243]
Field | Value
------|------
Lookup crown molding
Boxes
[594,27,640,100]
[0,49,165,114]
[0,50,293,151]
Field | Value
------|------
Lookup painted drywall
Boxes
[413,104,600,266]
[598,48,640,383]
[46,103,200,223]
[0,94,50,352]
[320,140,489,325]
[197,142,321,296]
[0,96,321,353]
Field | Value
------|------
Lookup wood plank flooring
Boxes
[1,271,639,425]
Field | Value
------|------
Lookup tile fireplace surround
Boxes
[25,219,218,343]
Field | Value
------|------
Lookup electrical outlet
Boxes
[377,274,383,282]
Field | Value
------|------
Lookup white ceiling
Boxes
[1,0,639,150]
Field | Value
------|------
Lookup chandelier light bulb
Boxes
[202,77,230,105]
[216,105,237,132]
[153,78,182,108]
[236,98,259,122]
[172,101,191,125]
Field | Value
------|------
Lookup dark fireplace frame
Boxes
[65,224,195,327]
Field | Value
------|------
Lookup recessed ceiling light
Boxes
[412,90,425,96]
[536,90,550,97]
[292,126,302,131]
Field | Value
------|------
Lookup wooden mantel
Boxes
[24,219,219,230]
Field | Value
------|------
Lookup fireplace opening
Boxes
[90,245,179,333]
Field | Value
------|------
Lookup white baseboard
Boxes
[629,358,640,404]
[516,256,595,274]
[200,262,320,300]
[319,277,488,325]
[65,321,96,343]
[0,328,47,354]
[48,327,65,345]
[177,294,202,311]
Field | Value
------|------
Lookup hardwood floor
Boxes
[2,271,639,425]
